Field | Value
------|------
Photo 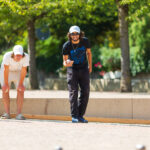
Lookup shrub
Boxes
[100,47,121,72]
[130,46,145,76]
[92,46,145,77]
[36,36,63,74]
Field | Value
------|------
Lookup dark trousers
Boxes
[67,67,90,118]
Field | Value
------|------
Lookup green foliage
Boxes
[120,0,150,19]
[92,45,101,62]
[92,45,102,72]
[100,47,121,72]
[0,0,118,75]
[1,0,149,77]
[36,54,62,74]
[0,0,118,48]
[0,54,3,65]
[0,0,57,17]
[36,36,63,73]
[130,46,145,76]
[15,31,28,51]
[0,2,26,52]
[36,36,61,57]
[0,48,12,65]
[0,0,61,52]
[96,46,147,76]
[129,16,150,73]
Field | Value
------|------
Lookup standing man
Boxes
[62,25,92,123]
[0,45,29,120]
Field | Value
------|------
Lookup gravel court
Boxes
[0,119,150,150]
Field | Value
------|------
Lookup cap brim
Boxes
[14,52,23,55]
[70,30,80,33]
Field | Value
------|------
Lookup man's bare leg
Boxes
[16,90,24,114]
[2,91,10,114]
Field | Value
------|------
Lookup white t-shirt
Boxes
[1,51,29,71]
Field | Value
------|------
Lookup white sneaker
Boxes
[16,114,26,120]
[1,113,11,119]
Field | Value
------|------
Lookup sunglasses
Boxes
[70,33,80,36]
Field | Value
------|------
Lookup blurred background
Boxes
[0,0,150,92]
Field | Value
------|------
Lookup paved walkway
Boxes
[1,90,150,150]
[1,90,150,99]
[0,119,150,150]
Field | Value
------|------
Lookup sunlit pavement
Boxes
[0,118,150,150]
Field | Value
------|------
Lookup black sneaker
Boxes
[78,117,88,123]
[72,117,79,123]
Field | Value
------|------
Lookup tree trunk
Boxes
[27,19,39,89]
[117,1,132,92]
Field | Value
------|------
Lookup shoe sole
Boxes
[79,121,88,123]
[0,117,11,119]
[16,118,26,120]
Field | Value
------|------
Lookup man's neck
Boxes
[71,40,80,44]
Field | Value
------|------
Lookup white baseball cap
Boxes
[13,45,23,55]
[69,25,80,33]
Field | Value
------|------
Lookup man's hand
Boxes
[2,84,9,93]
[63,60,74,67]
[89,66,92,73]
[17,84,25,92]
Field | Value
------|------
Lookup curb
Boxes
[10,114,150,125]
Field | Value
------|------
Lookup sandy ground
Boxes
[0,119,150,150]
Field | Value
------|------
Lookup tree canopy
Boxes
[0,0,149,79]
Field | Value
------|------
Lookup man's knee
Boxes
[17,90,24,95]
[2,87,9,98]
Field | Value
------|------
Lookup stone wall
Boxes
[24,78,150,92]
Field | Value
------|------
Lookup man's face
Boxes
[14,54,23,62]
[70,32,80,42]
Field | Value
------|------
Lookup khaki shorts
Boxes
[0,69,21,88]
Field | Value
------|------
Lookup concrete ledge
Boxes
[1,90,150,123]
[0,98,133,118]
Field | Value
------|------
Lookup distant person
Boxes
[62,25,92,123]
[0,45,29,120]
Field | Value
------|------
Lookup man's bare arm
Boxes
[86,48,92,73]
[19,67,27,86]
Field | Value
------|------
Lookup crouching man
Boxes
[0,45,29,120]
